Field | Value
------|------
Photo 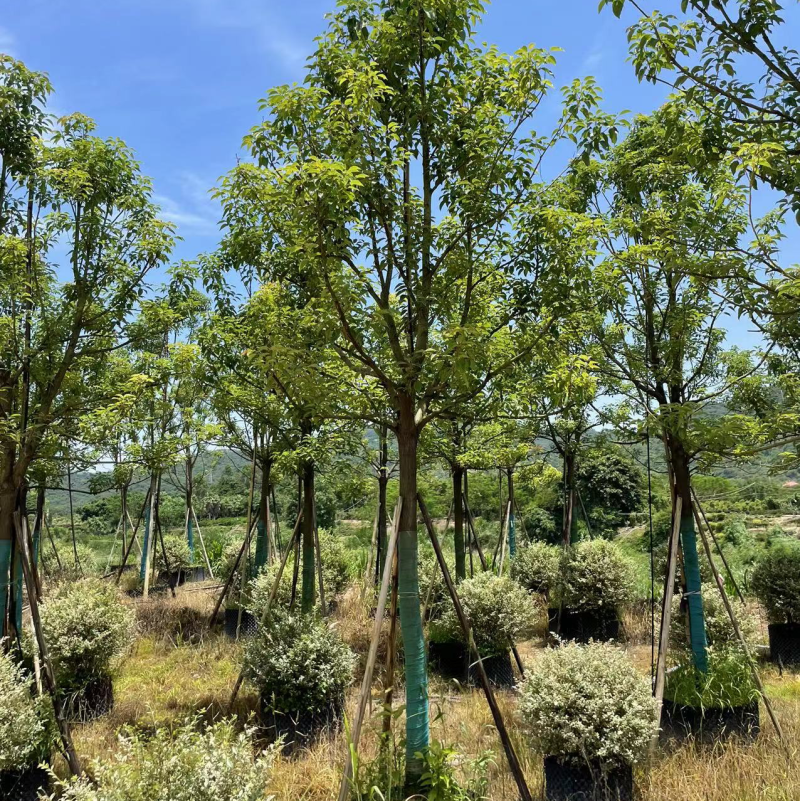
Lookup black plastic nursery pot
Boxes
[63,674,114,722]
[183,565,206,583]
[548,607,620,643]
[428,640,469,681]
[660,698,760,744]
[224,607,258,638]
[468,651,516,689]
[0,765,50,801]
[768,623,800,667]
[259,695,344,754]
[543,756,633,801]
[158,569,186,587]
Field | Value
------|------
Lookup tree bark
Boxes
[396,394,429,785]
[562,450,576,546]
[506,468,516,558]
[452,465,466,581]
[301,458,316,614]
[376,424,389,583]
[255,457,272,571]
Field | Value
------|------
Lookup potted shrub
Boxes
[661,646,760,743]
[37,578,136,721]
[49,718,277,801]
[220,540,258,638]
[752,542,800,666]
[511,542,560,598]
[318,530,354,609]
[549,540,635,642]
[154,534,192,586]
[429,572,534,687]
[520,642,656,801]
[0,647,55,801]
[242,608,355,751]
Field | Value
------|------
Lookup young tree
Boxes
[0,61,173,632]
[216,1,611,782]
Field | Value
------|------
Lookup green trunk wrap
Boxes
[680,511,708,673]
[397,528,429,776]
[187,515,194,561]
[508,512,516,558]
[0,540,10,632]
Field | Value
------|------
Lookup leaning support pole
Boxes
[418,493,533,801]
[208,515,258,628]
[697,519,788,753]
[228,510,304,709]
[336,499,402,801]
[112,490,149,584]
[312,494,326,615]
[651,495,682,754]
[13,512,82,777]
[190,505,214,578]
[463,498,487,570]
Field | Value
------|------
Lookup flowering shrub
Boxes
[0,646,54,771]
[430,572,535,655]
[154,534,192,574]
[242,608,355,713]
[47,719,277,801]
[510,542,560,597]
[39,578,136,692]
[751,542,800,624]
[520,642,656,767]
[557,540,635,614]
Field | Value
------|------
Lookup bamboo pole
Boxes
[209,514,259,628]
[13,512,82,777]
[697,518,787,753]
[421,501,453,620]
[191,505,214,578]
[418,493,533,801]
[312,493,326,615]
[464,498,487,569]
[651,495,682,753]
[497,501,511,574]
[111,492,149,582]
[382,547,399,737]
[142,477,158,600]
[364,505,380,585]
[228,510,304,709]
[336,499,402,801]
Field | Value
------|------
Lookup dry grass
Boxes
[60,583,800,800]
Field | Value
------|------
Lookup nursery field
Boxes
[47,585,800,801]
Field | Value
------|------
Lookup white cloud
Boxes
[0,25,17,57]
[185,0,310,72]
[154,192,219,236]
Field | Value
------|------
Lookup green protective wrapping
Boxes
[0,540,10,631]
[13,552,22,633]
[301,539,316,614]
[254,519,269,571]
[680,511,708,673]
[187,514,194,561]
[508,511,516,559]
[140,507,151,581]
[397,529,430,777]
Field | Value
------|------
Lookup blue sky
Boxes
[2,0,797,348]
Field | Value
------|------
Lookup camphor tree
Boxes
[216,0,614,783]
[0,57,174,635]
[589,103,767,672]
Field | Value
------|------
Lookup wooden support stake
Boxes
[229,510,304,709]
[651,495,682,754]
[191,505,214,578]
[336,499,402,801]
[382,547,399,737]
[697,518,788,753]
[464,498,487,570]
[208,514,259,628]
[13,512,81,777]
[312,493,326,615]
[421,501,453,620]
[497,501,511,574]
[418,493,533,801]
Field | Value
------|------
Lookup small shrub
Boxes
[48,542,100,582]
[752,541,800,624]
[430,572,534,655]
[154,534,192,574]
[520,642,656,767]
[0,645,54,771]
[418,548,454,620]
[722,516,750,546]
[524,507,557,543]
[248,561,294,613]
[665,646,758,709]
[557,540,635,614]
[670,588,758,651]
[510,542,560,597]
[48,718,277,801]
[38,578,136,693]
[318,529,354,598]
[242,608,355,714]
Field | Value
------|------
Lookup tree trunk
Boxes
[301,459,316,614]
[667,436,708,672]
[452,466,466,581]
[376,424,389,583]
[562,451,576,546]
[396,395,429,786]
[255,458,271,571]
[33,485,45,568]
[185,454,194,561]
[506,468,516,558]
